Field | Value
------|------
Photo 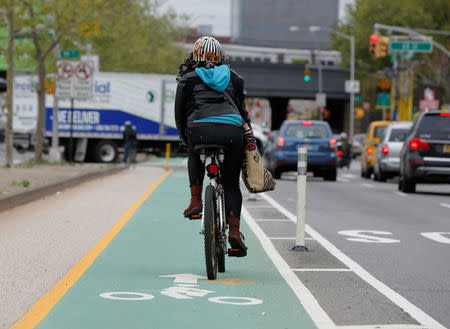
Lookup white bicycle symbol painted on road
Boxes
[99,273,263,306]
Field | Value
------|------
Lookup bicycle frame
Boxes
[199,150,226,235]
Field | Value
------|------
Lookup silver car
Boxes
[373,122,412,181]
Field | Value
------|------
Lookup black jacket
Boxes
[174,67,250,143]
[123,126,137,142]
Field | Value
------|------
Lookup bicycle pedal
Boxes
[188,214,202,220]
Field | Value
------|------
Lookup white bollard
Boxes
[292,147,309,251]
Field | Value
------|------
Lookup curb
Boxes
[0,166,126,213]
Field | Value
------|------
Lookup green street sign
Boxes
[354,95,363,102]
[390,41,432,53]
[60,50,79,58]
[376,93,390,110]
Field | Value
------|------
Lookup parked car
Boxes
[361,121,392,178]
[373,121,412,181]
[264,120,337,180]
[399,111,450,193]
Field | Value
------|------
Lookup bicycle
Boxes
[188,144,235,280]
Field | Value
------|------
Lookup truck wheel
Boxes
[93,140,118,163]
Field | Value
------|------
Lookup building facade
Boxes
[231,0,340,50]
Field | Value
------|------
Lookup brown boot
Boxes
[183,185,202,218]
[227,216,247,257]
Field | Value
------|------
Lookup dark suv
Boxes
[399,111,450,193]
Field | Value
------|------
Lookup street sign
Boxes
[315,93,326,108]
[390,41,432,53]
[345,80,360,93]
[376,93,390,110]
[60,50,79,58]
[56,60,94,100]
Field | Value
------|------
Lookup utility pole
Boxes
[3,1,15,167]
[49,35,61,163]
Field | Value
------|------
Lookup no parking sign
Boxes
[56,60,94,100]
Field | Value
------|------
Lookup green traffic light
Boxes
[304,76,310,82]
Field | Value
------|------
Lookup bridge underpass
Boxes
[232,61,349,131]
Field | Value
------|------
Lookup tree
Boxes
[331,0,449,106]
[15,0,107,161]
[84,0,185,74]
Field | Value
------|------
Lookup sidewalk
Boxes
[0,162,125,212]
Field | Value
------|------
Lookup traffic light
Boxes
[375,35,389,58]
[369,34,378,57]
[304,67,311,82]
[369,33,390,58]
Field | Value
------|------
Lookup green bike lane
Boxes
[30,170,317,329]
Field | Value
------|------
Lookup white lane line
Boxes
[337,325,428,329]
[182,157,188,166]
[292,268,352,272]
[255,218,291,222]
[269,237,315,240]
[394,191,408,197]
[337,177,350,183]
[242,207,336,328]
[361,183,374,188]
[440,203,450,209]
[245,205,274,208]
[341,173,357,179]
[260,193,446,329]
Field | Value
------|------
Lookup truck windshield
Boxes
[416,115,450,140]
[285,124,329,139]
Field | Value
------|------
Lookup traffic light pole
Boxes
[374,23,450,58]
[349,35,355,142]
[309,26,355,141]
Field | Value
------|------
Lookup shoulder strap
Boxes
[222,90,242,118]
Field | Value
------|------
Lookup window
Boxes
[373,126,386,138]
[389,128,410,142]
[416,115,450,140]
[285,124,329,139]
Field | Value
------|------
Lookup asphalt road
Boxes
[266,159,450,328]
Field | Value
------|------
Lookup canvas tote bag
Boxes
[222,92,276,193]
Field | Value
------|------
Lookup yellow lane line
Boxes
[11,169,173,329]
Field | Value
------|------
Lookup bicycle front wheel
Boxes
[204,185,218,280]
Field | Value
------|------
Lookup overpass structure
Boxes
[232,61,350,131]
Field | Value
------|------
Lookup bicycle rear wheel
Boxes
[217,194,226,273]
[204,185,218,280]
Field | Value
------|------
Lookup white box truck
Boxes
[13,72,179,162]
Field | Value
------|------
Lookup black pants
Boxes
[186,124,244,220]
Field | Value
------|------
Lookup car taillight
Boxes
[268,131,273,138]
[440,112,450,117]
[329,138,337,150]
[409,137,430,150]
[382,146,389,155]
[302,121,313,125]
[367,147,373,155]
[277,137,285,149]
[337,150,343,156]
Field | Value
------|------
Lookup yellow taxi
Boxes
[361,121,392,178]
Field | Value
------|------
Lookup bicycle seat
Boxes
[193,144,227,153]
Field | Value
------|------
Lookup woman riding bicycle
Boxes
[174,36,250,257]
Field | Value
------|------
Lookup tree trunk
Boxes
[5,0,14,168]
[34,60,46,162]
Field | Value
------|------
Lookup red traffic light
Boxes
[370,34,378,43]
